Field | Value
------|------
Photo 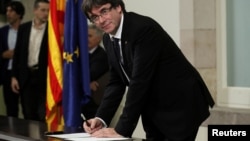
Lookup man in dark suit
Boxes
[82,0,215,140]
[0,1,25,117]
[82,24,109,119]
[11,0,49,122]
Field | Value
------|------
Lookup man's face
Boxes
[34,2,49,23]
[88,28,102,50]
[6,6,21,25]
[88,3,122,35]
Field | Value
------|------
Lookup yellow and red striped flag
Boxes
[46,0,65,131]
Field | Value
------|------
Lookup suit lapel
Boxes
[120,13,133,80]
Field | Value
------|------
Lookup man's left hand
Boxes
[91,128,123,138]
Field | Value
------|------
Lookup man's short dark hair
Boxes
[34,0,50,9]
[7,1,25,19]
[82,0,126,20]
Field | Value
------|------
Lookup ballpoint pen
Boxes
[81,113,91,127]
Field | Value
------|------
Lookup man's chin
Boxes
[42,19,48,23]
[104,29,115,35]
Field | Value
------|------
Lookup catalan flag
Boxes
[63,0,90,127]
[46,0,65,131]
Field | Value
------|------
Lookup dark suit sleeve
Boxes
[0,28,3,59]
[96,63,127,125]
[95,36,127,126]
[11,23,30,80]
[0,28,4,85]
[11,26,22,79]
[0,26,8,85]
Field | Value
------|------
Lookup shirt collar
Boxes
[8,24,17,31]
[32,19,46,30]
[89,46,98,54]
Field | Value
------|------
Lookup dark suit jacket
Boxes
[12,21,48,90]
[96,12,215,139]
[89,46,109,105]
[89,46,109,81]
[0,25,10,85]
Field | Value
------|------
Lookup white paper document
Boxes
[67,137,129,141]
[46,132,129,141]
[46,132,91,138]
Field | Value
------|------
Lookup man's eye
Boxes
[101,9,108,14]
[103,9,108,13]
[91,16,98,20]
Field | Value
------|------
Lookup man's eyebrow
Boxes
[94,6,109,13]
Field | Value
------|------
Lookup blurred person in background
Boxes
[11,0,49,122]
[0,1,25,117]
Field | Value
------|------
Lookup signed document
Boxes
[46,132,91,138]
[67,137,129,141]
[46,132,129,140]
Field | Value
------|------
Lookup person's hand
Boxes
[91,128,123,138]
[11,77,20,94]
[90,81,99,91]
[83,118,103,134]
[2,49,14,59]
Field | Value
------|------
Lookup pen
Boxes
[44,131,64,135]
[81,113,91,127]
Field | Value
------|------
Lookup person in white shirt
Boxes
[11,0,49,122]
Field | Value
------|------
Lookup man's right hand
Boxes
[83,118,104,134]
[11,77,20,94]
[2,49,14,59]
[90,81,99,92]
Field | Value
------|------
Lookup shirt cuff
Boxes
[95,117,108,128]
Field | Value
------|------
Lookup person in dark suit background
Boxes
[11,0,49,122]
[82,0,215,141]
[81,24,109,119]
[0,1,25,117]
